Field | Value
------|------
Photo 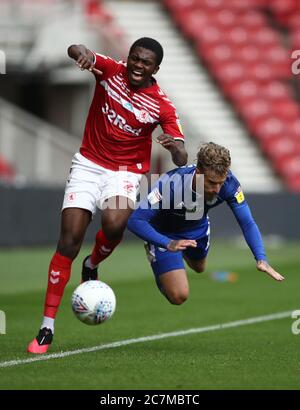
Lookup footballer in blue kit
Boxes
[127,142,284,305]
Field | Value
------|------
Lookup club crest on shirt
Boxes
[67,192,76,201]
[137,109,150,123]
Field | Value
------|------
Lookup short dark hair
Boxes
[129,37,164,66]
[197,142,231,176]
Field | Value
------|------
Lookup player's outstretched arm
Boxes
[67,44,103,75]
[167,239,197,252]
[156,134,188,166]
[256,260,285,282]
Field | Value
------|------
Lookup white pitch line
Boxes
[0,310,293,369]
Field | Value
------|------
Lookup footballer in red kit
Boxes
[81,53,184,174]
[27,38,188,354]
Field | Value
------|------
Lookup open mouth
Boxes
[130,70,144,82]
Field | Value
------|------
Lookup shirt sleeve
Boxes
[127,204,171,249]
[92,52,120,78]
[225,177,267,261]
[159,97,185,142]
[127,180,172,248]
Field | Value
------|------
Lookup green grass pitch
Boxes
[0,240,299,390]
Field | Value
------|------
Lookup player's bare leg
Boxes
[27,208,91,354]
[183,256,207,273]
[102,196,134,241]
[82,196,133,280]
[57,208,92,259]
[158,269,189,305]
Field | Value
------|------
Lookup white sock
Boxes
[41,317,55,333]
[85,256,98,270]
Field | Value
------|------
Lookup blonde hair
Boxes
[197,142,231,176]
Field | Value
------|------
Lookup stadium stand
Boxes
[0,0,126,185]
[0,153,15,183]
[0,0,299,191]
[163,0,300,191]
[0,97,78,186]
[107,0,281,192]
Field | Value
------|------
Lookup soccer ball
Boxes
[71,280,116,325]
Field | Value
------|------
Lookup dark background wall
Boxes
[0,186,299,247]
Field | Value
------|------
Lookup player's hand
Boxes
[156,134,178,152]
[256,260,285,281]
[167,239,197,252]
[76,53,103,76]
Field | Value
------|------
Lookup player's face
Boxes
[203,169,227,200]
[127,47,159,88]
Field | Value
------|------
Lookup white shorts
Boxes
[62,153,142,215]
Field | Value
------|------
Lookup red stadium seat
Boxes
[175,10,212,39]
[260,81,292,101]
[0,155,16,182]
[221,0,266,10]
[289,118,300,135]
[195,25,223,45]
[227,27,251,46]
[274,155,300,178]
[229,80,293,105]
[285,174,300,192]
[261,135,300,160]
[211,60,246,84]
[270,0,299,15]
[287,13,300,30]
[272,100,300,121]
[197,0,227,11]
[238,44,261,63]
[238,98,272,122]
[238,11,266,31]
[198,0,269,10]
[253,27,281,47]
[247,62,274,81]
[269,0,300,27]
[201,43,234,65]
[163,0,199,12]
[163,0,299,190]
[250,117,287,140]
[229,80,260,102]
[291,30,300,50]
[265,46,289,65]
[214,9,237,29]
[85,0,113,23]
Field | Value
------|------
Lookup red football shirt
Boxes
[80,53,185,174]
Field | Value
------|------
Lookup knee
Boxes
[166,289,189,305]
[57,235,82,260]
[191,261,206,273]
[102,220,126,241]
[193,265,205,273]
